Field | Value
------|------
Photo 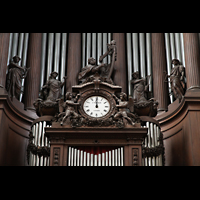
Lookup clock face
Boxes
[83,96,110,118]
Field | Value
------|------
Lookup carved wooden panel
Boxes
[53,148,60,166]
[132,148,139,166]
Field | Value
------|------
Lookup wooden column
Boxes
[0,33,10,88]
[183,33,200,90]
[23,33,42,111]
[152,33,169,112]
[66,33,82,92]
[112,33,127,94]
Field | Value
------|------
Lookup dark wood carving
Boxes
[33,71,67,117]
[165,59,186,102]
[6,55,30,100]
[131,71,158,117]
[132,148,139,166]
[53,148,60,166]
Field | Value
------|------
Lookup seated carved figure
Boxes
[33,72,67,117]
[78,58,106,84]
[59,92,80,126]
[131,71,158,117]
[112,92,135,126]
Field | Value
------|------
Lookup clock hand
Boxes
[96,96,98,108]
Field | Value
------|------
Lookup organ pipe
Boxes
[46,33,54,79]
[54,33,61,72]
[40,33,47,88]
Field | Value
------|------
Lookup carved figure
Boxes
[42,71,67,102]
[112,92,135,126]
[131,71,158,117]
[6,55,30,99]
[131,71,150,104]
[33,72,67,117]
[165,59,185,102]
[60,92,80,126]
[78,57,106,84]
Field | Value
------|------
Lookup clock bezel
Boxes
[78,90,116,120]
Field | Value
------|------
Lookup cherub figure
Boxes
[60,92,80,126]
[112,92,135,126]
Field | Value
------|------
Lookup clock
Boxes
[77,90,117,120]
[83,96,110,118]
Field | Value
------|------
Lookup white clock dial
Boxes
[83,96,110,118]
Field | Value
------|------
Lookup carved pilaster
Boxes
[0,33,10,88]
[112,33,127,94]
[152,33,169,112]
[132,148,139,166]
[53,148,60,166]
[66,33,82,92]
[23,33,42,111]
[183,33,200,90]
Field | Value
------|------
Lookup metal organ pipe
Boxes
[40,33,47,88]
[146,33,152,92]
[11,33,19,58]
[86,33,91,65]
[97,33,102,65]
[103,33,108,64]
[170,33,176,59]
[7,33,13,66]
[60,33,67,82]
[54,33,61,73]
[139,33,146,78]
[46,33,54,79]
[17,33,24,66]
[132,33,139,72]
[82,33,86,68]
[175,33,182,62]
[126,33,133,96]
[180,33,185,67]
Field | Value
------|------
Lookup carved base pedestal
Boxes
[45,124,147,166]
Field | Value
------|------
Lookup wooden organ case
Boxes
[45,76,148,166]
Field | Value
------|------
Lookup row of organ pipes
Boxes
[68,147,124,167]
[29,121,51,166]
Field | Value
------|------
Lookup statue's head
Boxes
[88,57,96,65]
[132,71,139,79]
[50,71,58,79]
[65,92,72,100]
[13,55,21,63]
[120,92,127,101]
[110,40,116,45]
[172,59,180,65]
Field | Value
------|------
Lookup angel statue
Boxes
[59,92,81,126]
[112,92,136,126]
